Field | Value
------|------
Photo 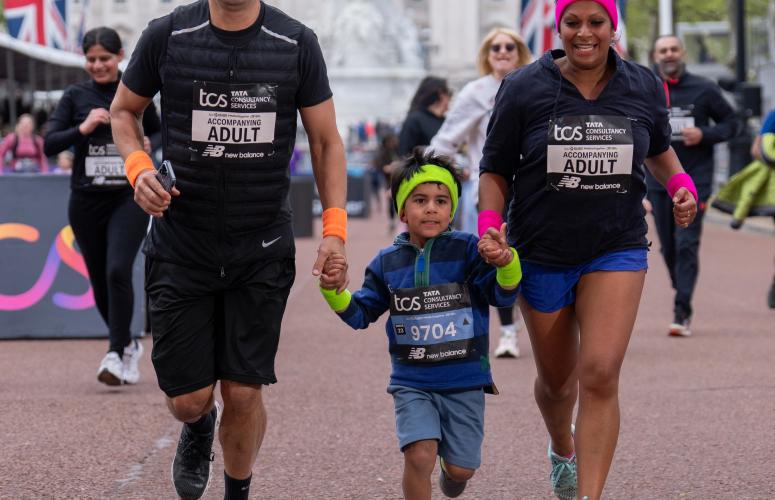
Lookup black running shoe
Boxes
[768,276,775,309]
[438,458,467,498]
[172,401,220,499]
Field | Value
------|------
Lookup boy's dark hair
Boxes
[391,148,462,212]
[82,27,123,55]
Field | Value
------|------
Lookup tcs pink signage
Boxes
[0,223,94,311]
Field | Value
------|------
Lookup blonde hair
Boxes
[476,27,532,76]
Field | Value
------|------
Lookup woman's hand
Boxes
[672,187,697,228]
[78,108,110,136]
[478,223,513,267]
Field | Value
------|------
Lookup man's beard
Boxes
[659,60,685,79]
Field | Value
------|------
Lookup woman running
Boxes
[44,27,161,386]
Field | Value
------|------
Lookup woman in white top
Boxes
[430,27,531,358]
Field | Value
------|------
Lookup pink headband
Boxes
[555,0,618,31]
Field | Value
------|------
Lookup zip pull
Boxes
[220,266,226,278]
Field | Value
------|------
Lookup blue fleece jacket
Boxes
[335,229,517,392]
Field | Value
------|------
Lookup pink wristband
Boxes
[666,172,698,202]
[478,210,504,238]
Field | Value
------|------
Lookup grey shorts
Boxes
[388,384,485,470]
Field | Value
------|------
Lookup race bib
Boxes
[190,81,277,163]
[668,106,695,141]
[85,138,127,187]
[546,115,633,194]
[389,283,475,364]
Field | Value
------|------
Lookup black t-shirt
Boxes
[122,2,331,108]
[398,109,445,156]
[480,49,671,267]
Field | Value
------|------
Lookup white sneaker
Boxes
[494,325,520,358]
[122,339,144,384]
[97,352,123,386]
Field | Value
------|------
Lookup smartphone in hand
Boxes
[156,160,176,193]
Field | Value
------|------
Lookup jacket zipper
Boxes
[218,50,239,279]
[413,238,435,287]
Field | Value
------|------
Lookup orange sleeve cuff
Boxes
[125,150,155,188]
[322,207,347,243]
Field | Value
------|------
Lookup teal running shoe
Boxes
[547,426,576,500]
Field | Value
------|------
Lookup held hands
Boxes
[133,170,180,218]
[478,223,513,268]
[672,187,697,228]
[319,251,349,293]
[78,108,110,135]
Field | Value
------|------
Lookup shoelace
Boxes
[180,431,215,470]
[551,456,576,487]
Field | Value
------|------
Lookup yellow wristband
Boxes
[496,248,522,288]
[322,207,347,243]
[125,150,155,188]
[320,286,352,313]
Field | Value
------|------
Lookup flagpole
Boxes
[659,0,673,35]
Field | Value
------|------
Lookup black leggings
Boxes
[69,190,148,353]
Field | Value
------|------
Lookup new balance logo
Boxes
[408,347,426,360]
[202,145,226,157]
[556,175,581,189]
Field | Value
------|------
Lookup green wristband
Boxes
[496,248,522,288]
[320,287,352,313]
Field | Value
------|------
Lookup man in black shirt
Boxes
[647,34,738,337]
[110,1,348,498]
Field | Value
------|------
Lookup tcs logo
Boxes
[394,295,421,312]
[0,223,93,311]
[553,125,583,142]
[199,89,228,108]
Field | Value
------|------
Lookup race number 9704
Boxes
[410,322,457,342]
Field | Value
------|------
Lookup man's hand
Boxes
[672,187,697,228]
[133,170,180,218]
[478,223,513,267]
[681,127,703,147]
[320,252,348,291]
[312,236,349,292]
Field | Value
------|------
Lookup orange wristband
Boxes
[322,207,347,243]
[125,150,155,188]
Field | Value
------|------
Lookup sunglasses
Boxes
[490,43,517,53]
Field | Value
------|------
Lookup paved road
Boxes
[1,208,773,499]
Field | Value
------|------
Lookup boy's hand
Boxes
[478,223,513,267]
[320,253,349,292]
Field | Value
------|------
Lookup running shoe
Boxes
[172,401,221,500]
[121,339,144,385]
[494,324,520,358]
[548,427,576,500]
[668,315,692,337]
[438,458,467,498]
[767,275,775,309]
[97,351,123,386]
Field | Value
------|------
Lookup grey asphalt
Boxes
[1,207,773,500]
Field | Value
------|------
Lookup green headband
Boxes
[396,164,459,220]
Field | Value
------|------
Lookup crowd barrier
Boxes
[0,173,367,339]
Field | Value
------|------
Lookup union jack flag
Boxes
[520,0,628,58]
[5,0,70,50]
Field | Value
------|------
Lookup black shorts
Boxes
[146,257,295,397]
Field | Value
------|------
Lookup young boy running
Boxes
[319,150,522,499]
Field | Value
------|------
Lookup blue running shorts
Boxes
[520,248,648,313]
[388,385,485,470]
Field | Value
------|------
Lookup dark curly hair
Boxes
[390,148,462,212]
